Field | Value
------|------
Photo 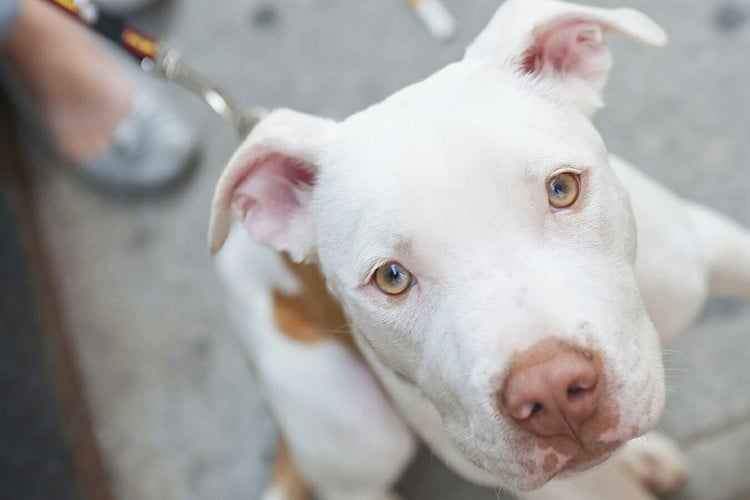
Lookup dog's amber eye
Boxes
[374,262,412,295]
[547,172,580,209]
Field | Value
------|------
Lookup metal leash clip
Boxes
[144,48,266,139]
[46,0,266,139]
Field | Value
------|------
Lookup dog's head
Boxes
[208,0,668,490]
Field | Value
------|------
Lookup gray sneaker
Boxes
[1,50,198,197]
[74,84,198,195]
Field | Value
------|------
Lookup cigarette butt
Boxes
[408,0,456,41]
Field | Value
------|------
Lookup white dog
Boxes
[207,0,750,498]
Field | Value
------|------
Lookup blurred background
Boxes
[0,0,749,499]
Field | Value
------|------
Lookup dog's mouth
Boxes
[466,436,625,490]
[554,440,623,476]
[525,443,623,490]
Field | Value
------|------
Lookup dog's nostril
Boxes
[531,402,544,415]
[567,383,584,396]
[514,401,545,420]
[567,377,596,398]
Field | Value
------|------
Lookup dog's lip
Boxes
[471,439,624,489]
[558,441,623,474]
[532,440,623,485]
[513,452,618,491]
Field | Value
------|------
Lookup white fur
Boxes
[210,0,750,497]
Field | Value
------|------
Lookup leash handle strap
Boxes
[47,0,267,139]
[43,0,265,137]
[46,0,159,63]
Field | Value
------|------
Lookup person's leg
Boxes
[0,0,196,193]
[0,0,133,164]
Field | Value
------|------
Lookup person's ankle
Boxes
[4,0,136,163]
[49,72,135,164]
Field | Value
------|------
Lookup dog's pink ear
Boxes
[465,0,667,116]
[208,109,334,260]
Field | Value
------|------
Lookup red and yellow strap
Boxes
[44,0,160,63]
[47,0,79,15]
[120,27,158,61]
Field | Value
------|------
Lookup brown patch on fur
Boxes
[273,256,358,353]
[268,437,310,500]
[542,451,559,474]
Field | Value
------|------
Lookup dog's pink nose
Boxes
[499,341,603,440]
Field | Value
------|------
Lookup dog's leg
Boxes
[234,328,415,500]
[218,234,416,500]
[687,202,750,299]
[610,432,688,496]
[254,338,415,500]
[258,339,414,500]
[232,316,415,500]
[518,432,687,500]
[261,437,310,500]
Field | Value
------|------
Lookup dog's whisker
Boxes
[661,352,689,363]
[319,324,353,337]
[661,348,687,357]
[664,367,692,374]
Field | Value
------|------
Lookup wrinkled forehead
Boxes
[323,66,606,197]
[314,66,607,273]
[342,65,602,150]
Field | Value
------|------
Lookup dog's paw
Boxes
[260,481,309,500]
[259,487,301,500]
[615,432,688,495]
